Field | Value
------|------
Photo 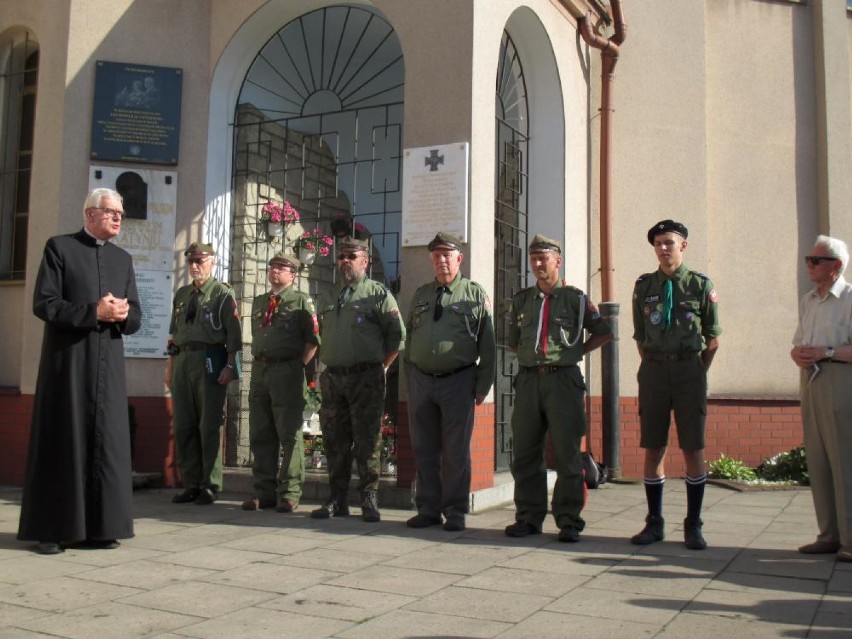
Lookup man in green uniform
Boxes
[505,235,611,542]
[311,237,405,522]
[630,220,721,550]
[404,232,496,532]
[165,243,242,505]
[243,252,319,513]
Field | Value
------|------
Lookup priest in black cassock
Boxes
[18,187,142,555]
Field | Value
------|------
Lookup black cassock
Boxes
[18,230,141,543]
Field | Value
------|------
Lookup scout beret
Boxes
[647,220,688,244]
[427,232,463,252]
[184,242,215,257]
[269,251,300,270]
[337,236,369,252]
[528,234,561,253]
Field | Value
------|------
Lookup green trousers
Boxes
[510,365,587,531]
[248,359,306,502]
[171,350,226,492]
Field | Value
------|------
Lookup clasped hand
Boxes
[96,292,129,322]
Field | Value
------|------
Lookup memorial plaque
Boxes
[402,142,469,246]
[122,270,173,358]
[91,61,182,165]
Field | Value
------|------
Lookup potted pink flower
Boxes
[295,228,333,265]
[260,200,300,237]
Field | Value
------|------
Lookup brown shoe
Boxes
[241,497,275,511]
[837,547,852,562]
[276,499,298,513]
[798,540,841,554]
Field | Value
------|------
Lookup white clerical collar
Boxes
[83,227,107,246]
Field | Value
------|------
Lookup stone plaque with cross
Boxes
[402,142,469,247]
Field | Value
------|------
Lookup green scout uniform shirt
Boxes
[169,277,242,352]
[508,280,610,367]
[632,263,722,353]
[317,276,405,367]
[404,274,496,397]
[250,286,320,358]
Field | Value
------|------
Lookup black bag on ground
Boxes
[583,451,608,489]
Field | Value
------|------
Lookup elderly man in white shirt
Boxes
[791,235,852,563]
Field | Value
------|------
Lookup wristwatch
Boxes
[825,346,836,360]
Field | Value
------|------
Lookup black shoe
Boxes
[443,518,466,532]
[34,542,63,555]
[86,539,120,550]
[241,497,276,511]
[311,495,349,519]
[505,521,540,538]
[684,518,707,550]
[558,526,581,543]
[194,487,217,505]
[172,488,200,504]
[407,513,442,528]
[360,491,381,523]
[631,515,665,545]
[275,499,298,513]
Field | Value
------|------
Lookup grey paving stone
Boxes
[321,533,439,556]
[151,546,275,571]
[0,555,94,585]
[653,610,809,638]
[546,586,688,625]
[269,547,387,573]
[0,601,48,626]
[0,577,141,613]
[72,559,218,590]
[494,609,658,638]
[457,566,591,597]
[116,581,277,617]
[810,610,852,637]
[198,562,337,594]
[168,607,351,638]
[218,531,327,555]
[15,601,198,638]
[335,608,511,638]
[258,583,416,621]
[685,585,821,624]
[383,542,528,575]
[499,549,620,577]
[327,565,463,597]
[406,585,553,623]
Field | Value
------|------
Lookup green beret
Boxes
[269,251,300,270]
[337,236,369,252]
[184,242,216,257]
[528,234,561,254]
[427,232,463,252]
[647,219,688,244]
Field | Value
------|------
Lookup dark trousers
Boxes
[510,365,587,531]
[319,366,385,494]
[248,359,306,503]
[405,363,476,519]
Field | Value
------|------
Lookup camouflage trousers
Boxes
[319,364,385,494]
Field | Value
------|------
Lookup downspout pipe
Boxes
[579,2,626,477]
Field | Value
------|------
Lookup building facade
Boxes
[0,0,849,486]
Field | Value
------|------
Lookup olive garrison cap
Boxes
[427,232,463,252]
[528,234,561,254]
[269,251,300,270]
[184,242,215,257]
[647,219,688,244]
[337,236,369,252]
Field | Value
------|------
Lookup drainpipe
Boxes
[579,1,626,477]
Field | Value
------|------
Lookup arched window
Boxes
[0,31,37,280]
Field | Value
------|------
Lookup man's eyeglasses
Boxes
[269,263,295,272]
[96,207,125,219]
[804,256,839,266]
[337,252,362,261]
[187,257,212,265]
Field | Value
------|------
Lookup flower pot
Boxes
[299,248,316,265]
[267,221,284,237]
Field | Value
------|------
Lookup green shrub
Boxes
[708,453,757,481]
[756,446,809,485]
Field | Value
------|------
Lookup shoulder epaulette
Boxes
[689,270,710,281]
[635,273,653,283]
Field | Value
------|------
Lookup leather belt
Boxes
[643,351,699,362]
[326,362,382,375]
[176,342,209,353]
[415,363,475,379]
[520,364,564,375]
[255,355,299,364]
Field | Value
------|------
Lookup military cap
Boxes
[337,236,369,252]
[647,219,688,244]
[269,251,300,270]
[184,242,215,257]
[427,232,463,252]
[528,234,561,253]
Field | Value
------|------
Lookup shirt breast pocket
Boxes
[554,314,578,347]
[411,304,430,329]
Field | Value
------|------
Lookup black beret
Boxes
[427,232,463,252]
[647,220,688,244]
